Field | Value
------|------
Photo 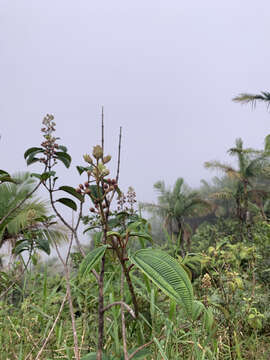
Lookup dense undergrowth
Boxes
[1,94,270,359]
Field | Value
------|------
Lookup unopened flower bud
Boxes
[84,181,89,187]
[79,184,84,189]
[92,145,103,160]
[83,154,93,164]
[103,155,111,164]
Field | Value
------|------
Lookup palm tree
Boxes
[0,173,67,265]
[143,178,211,255]
[199,176,238,219]
[205,138,270,225]
[233,91,270,108]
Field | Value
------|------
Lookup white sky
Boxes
[1,0,270,205]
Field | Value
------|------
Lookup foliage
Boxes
[1,109,270,360]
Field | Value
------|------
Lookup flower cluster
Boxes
[40,114,59,164]
[117,187,137,213]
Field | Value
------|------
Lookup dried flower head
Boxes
[201,273,212,290]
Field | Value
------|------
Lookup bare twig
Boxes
[128,336,165,360]
[101,106,104,152]
[116,127,122,183]
[102,301,136,319]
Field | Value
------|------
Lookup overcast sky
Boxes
[1,0,270,205]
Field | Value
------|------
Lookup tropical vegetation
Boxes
[1,97,270,360]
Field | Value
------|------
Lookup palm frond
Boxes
[233,92,270,109]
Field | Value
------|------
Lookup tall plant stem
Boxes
[121,270,128,360]
[121,260,139,318]
[54,242,80,360]
[97,254,106,360]
[114,246,138,318]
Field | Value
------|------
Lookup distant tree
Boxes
[143,178,211,255]
[205,138,270,225]
[0,172,67,263]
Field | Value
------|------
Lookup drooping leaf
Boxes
[76,165,93,175]
[55,151,72,168]
[79,245,108,278]
[13,240,30,255]
[59,186,84,201]
[203,307,214,332]
[130,248,194,317]
[35,237,51,255]
[30,173,42,180]
[0,170,9,176]
[41,171,56,181]
[83,225,100,234]
[26,153,42,166]
[192,300,205,321]
[128,231,152,242]
[0,174,16,184]
[55,198,77,211]
[58,145,68,152]
[24,147,44,159]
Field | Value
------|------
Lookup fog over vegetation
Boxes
[1,2,270,360]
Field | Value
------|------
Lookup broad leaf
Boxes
[41,171,56,180]
[26,153,42,166]
[192,300,205,321]
[0,170,9,176]
[56,198,77,211]
[35,237,51,255]
[59,186,84,201]
[79,245,108,278]
[55,151,72,168]
[24,147,44,159]
[58,145,68,152]
[13,240,30,255]
[130,248,194,317]
[0,174,16,184]
[76,165,93,175]
[129,231,152,242]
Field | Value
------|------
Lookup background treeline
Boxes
[1,94,270,359]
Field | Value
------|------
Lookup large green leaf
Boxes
[79,245,108,278]
[130,248,194,317]
[59,186,84,201]
[35,237,51,255]
[55,198,77,211]
[76,165,93,175]
[13,240,31,255]
[24,147,44,159]
[55,151,72,168]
